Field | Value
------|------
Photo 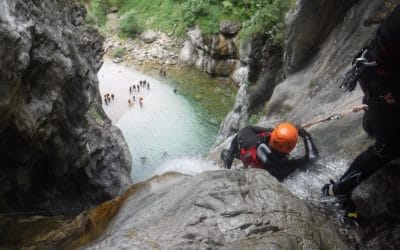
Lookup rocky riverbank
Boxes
[104,30,182,69]
[103,13,182,71]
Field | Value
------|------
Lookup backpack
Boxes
[240,146,261,168]
[239,131,269,168]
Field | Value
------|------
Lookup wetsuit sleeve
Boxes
[266,129,319,181]
[301,129,320,161]
[238,126,272,149]
[228,134,240,159]
[250,126,272,134]
[288,128,319,162]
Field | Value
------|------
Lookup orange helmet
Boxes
[269,122,298,153]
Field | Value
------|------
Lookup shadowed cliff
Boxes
[0,0,132,212]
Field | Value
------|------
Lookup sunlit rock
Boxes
[141,30,158,44]
[179,25,239,77]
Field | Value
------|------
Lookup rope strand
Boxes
[302,95,363,126]
[301,103,367,128]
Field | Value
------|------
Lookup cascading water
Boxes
[98,60,220,183]
[283,153,348,201]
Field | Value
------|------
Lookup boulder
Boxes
[141,30,158,43]
[219,20,242,36]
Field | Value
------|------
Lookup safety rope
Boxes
[301,102,367,128]
[320,95,363,118]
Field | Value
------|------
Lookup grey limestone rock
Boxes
[141,30,158,43]
[0,0,131,212]
[219,20,242,36]
[86,170,349,249]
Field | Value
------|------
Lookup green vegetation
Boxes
[86,0,109,26]
[90,106,105,126]
[118,9,143,37]
[86,0,296,47]
[240,0,296,46]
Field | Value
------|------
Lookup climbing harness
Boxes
[341,49,377,92]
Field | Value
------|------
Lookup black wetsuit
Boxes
[225,125,319,181]
[333,4,400,197]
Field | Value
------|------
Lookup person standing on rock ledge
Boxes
[322,3,400,220]
[221,123,319,182]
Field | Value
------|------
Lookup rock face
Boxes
[214,34,284,145]
[216,0,400,248]
[84,171,349,249]
[284,0,359,75]
[0,0,132,212]
[179,26,240,77]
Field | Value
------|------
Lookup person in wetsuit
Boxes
[221,123,319,181]
[322,4,400,219]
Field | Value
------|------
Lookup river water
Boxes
[98,60,220,183]
[98,60,349,202]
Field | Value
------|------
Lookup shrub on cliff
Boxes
[86,0,109,26]
[118,9,143,38]
[86,0,124,26]
[87,0,295,47]
[240,0,296,46]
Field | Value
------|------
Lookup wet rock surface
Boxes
[214,34,284,146]
[214,0,400,248]
[0,0,131,212]
[84,170,349,249]
[262,0,400,249]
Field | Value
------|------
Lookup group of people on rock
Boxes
[159,68,166,77]
[103,93,114,105]
[129,80,150,94]
[128,79,150,108]
[128,96,144,108]
[221,4,400,222]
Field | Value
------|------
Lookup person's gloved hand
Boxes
[322,179,336,197]
[297,126,311,139]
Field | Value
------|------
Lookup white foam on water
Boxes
[154,157,220,177]
[283,154,348,201]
